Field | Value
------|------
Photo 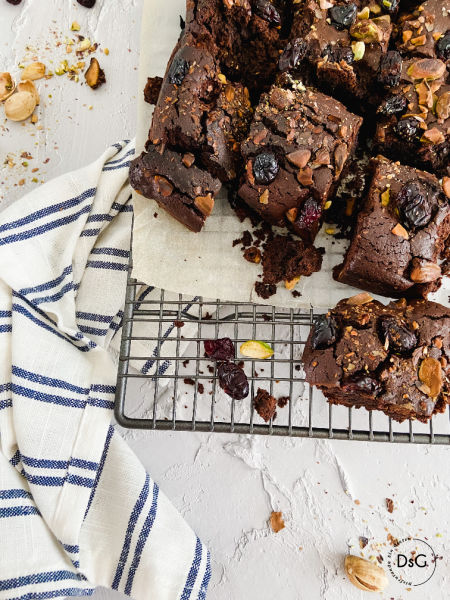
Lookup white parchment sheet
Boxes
[131,0,449,309]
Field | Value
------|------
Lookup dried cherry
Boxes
[253,152,279,184]
[279,38,307,72]
[342,375,382,395]
[329,4,357,31]
[204,338,235,361]
[379,316,417,355]
[395,117,420,142]
[436,31,450,61]
[311,315,338,350]
[218,362,249,400]
[255,0,281,26]
[322,44,354,65]
[378,51,402,88]
[168,56,190,85]
[377,94,407,116]
[396,181,432,230]
[77,0,96,6]
[295,197,322,230]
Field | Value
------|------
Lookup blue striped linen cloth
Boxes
[0,141,210,600]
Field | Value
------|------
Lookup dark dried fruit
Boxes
[295,197,322,230]
[6,0,22,4]
[311,315,338,350]
[255,0,281,26]
[396,181,432,230]
[218,362,249,400]
[329,4,357,31]
[253,152,279,184]
[204,338,235,361]
[436,31,450,61]
[168,55,190,85]
[377,0,399,14]
[379,316,417,355]
[377,94,407,116]
[77,0,96,6]
[322,44,354,65]
[395,117,420,142]
[378,51,402,88]
[342,375,382,395]
[279,38,307,71]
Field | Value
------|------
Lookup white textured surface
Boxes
[1,2,449,600]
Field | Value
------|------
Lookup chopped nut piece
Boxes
[346,292,373,306]
[77,38,92,52]
[194,194,214,216]
[0,72,15,102]
[85,57,106,89]
[418,357,442,399]
[4,91,36,121]
[386,498,394,513]
[442,177,450,199]
[350,20,383,43]
[410,262,441,283]
[240,340,274,359]
[259,189,269,204]
[391,223,409,239]
[269,511,285,533]
[344,556,388,593]
[286,148,311,169]
[421,128,445,145]
[182,153,195,168]
[297,166,313,186]
[285,276,300,291]
[351,41,365,61]
[21,62,46,81]
[435,92,450,121]
[243,246,262,264]
[381,188,390,207]
[71,21,81,31]
[153,175,173,197]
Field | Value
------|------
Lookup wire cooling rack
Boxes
[115,271,450,446]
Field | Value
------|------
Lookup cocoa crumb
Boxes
[198,383,204,394]
[277,396,289,408]
[184,378,195,386]
[174,320,184,328]
[255,282,276,299]
[254,388,277,422]
[207,365,214,374]
[386,498,394,513]
[182,360,189,368]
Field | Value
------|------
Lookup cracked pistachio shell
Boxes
[4,91,36,121]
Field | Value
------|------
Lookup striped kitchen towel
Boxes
[0,140,210,600]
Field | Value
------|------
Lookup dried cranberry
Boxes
[77,0,96,6]
[329,4,357,31]
[6,0,22,3]
[377,0,399,14]
[279,38,307,72]
[168,56,190,85]
[436,31,450,61]
[342,375,382,395]
[395,117,420,142]
[218,362,249,400]
[295,197,322,230]
[322,44,354,65]
[204,338,235,361]
[377,94,407,116]
[396,181,432,230]
[378,51,402,88]
[255,0,281,26]
[253,152,279,184]
[379,316,417,355]
[311,315,338,350]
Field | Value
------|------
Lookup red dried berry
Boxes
[295,197,322,230]
[204,338,235,361]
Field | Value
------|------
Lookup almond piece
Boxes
[4,91,36,121]
[334,143,348,176]
[17,80,39,105]
[344,556,388,593]
[346,292,373,306]
[410,262,441,283]
[259,189,269,204]
[418,357,442,399]
[391,223,409,239]
[194,194,214,216]
[297,167,313,186]
[0,72,15,102]
[286,148,311,169]
[286,207,298,223]
[421,127,445,145]
[182,153,195,168]
[21,62,46,81]
[153,175,173,197]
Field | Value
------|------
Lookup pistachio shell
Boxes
[240,340,274,359]
[0,72,15,102]
[20,62,46,81]
[17,80,39,105]
[4,91,37,121]
[345,556,388,593]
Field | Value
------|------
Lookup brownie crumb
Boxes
[207,365,214,374]
[237,361,245,369]
[174,320,184,328]
[184,378,195,386]
[254,388,277,422]
[277,396,289,408]
[269,511,285,533]
[203,312,213,320]
[198,383,205,394]
[291,290,302,298]
[255,282,277,299]
[144,76,163,105]
[182,360,190,368]
[153,212,158,218]
[262,314,271,322]
[244,246,262,264]
[262,235,324,286]
[386,498,394,514]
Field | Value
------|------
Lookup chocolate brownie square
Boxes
[129,145,221,232]
[238,84,362,241]
[375,56,449,175]
[303,295,450,423]
[287,0,394,107]
[334,156,450,298]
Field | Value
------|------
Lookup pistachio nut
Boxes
[240,340,274,359]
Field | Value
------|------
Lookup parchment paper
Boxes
[132,0,449,309]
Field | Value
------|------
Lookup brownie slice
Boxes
[374,56,449,175]
[129,146,221,232]
[396,0,450,67]
[303,295,450,423]
[287,0,394,108]
[238,84,362,241]
[334,156,450,298]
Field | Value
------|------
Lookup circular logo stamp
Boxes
[387,538,437,587]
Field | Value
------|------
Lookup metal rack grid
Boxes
[115,273,450,446]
